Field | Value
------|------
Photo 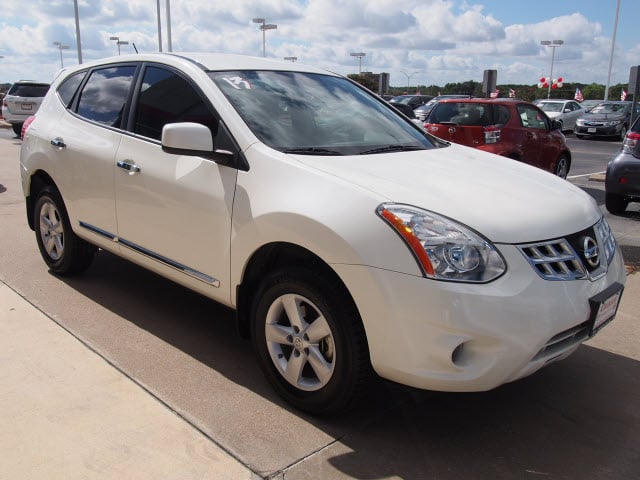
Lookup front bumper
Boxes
[575,124,622,137]
[333,243,626,392]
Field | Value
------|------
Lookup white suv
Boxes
[20,53,625,414]
[2,80,50,136]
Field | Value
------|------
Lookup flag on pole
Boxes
[621,89,627,101]
[490,89,499,98]
[509,88,516,98]
[574,88,584,102]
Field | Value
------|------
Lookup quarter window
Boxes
[57,71,86,107]
[76,66,136,127]
[133,66,216,141]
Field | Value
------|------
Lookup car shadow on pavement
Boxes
[55,251,640,479]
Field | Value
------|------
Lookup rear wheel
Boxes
[554,155,570,179]
[605,193,628,214]
[33,187,97,275]
[11,123,22,136]
[251,267,371,415]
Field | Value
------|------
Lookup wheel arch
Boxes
[235,241,363,341]
[25,170,59,231]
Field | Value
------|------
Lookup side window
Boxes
[495,105,511,125]
[57,71,86,108]
[133,66,216,141]
[517,105,548,130]
[76,65,136,127]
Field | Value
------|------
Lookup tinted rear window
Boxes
[8,84,49,97]
[430,103,494,126]
[76,66,136,127]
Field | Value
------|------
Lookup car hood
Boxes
[544,111,561,118]
[583,112,627,121]
[293,144,599,244]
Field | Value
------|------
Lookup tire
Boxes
[575,134,585,139]
[554,155,570,179]
[33,187,97,276]
[12,123,23,136]
[619,124,627,141]
[605,192,628,214]
[251,267,371,415]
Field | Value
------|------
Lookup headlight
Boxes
[576,119,585,126]
[377,203,506,283]
[603,120,621,126]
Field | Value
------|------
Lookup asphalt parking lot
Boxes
[1,122,639,479]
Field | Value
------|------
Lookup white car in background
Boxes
[536,99,584,132]
[20,53,625,414]
[1,80,50,136]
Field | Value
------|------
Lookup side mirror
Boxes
[161,121,249,171]
[162,122,214,157]
[551,119,562,131]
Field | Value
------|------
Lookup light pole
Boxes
[109,36,129,55]
[284,56,298,62]
[53,41,69,68]
[605,0,621,101]
[401,70,420,92]
[350,52,366,74]
[540,39,563,99]
[253,18,277,57]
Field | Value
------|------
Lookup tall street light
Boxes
[604,0,621,101]
[401,70,420,92]
[540,39,563,99]
[109,36,129,55]
[350,52,366,74]
[253,18,277,57]
[53,41,69,68]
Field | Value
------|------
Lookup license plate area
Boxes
[588,282,624,336]
[21,103,33,111]
[587,127,597,133]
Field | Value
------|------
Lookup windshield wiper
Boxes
[358,145,425,155]
[283,147,343,156]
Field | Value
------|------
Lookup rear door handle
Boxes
[116,160,141,174]
[50,138,66,148]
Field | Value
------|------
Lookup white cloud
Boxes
[0,0,637,88]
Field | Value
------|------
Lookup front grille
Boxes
[518,239,586,280]
[517,218,617,282]
[531,320,591,362]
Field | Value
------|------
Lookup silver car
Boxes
[537,99,584,132]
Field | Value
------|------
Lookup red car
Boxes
[424,98,571,178]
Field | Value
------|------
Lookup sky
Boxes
[0,0,638,89]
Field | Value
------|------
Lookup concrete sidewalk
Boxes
[1,270,638,479]
[0,282,254,480]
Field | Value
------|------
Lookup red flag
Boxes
[574,88,584,102]
[490,89,499,98]
[508,88,516,98]
[621,89,627,101]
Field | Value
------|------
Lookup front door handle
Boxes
[50,137,66,148]
[116,160,141,174]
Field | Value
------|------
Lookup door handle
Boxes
[50,138,66,148]
[116,160,141,174]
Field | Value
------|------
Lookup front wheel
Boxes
[605,192,628,214]
[33,188,97,276]
[554,155,570,179]
[251,267,371,415]
[619,125,627,141]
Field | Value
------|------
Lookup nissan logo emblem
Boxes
[582,236,600,268]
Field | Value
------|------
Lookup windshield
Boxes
[590,103,629,114]
[539,102,563,113]
[209,71,434,155]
